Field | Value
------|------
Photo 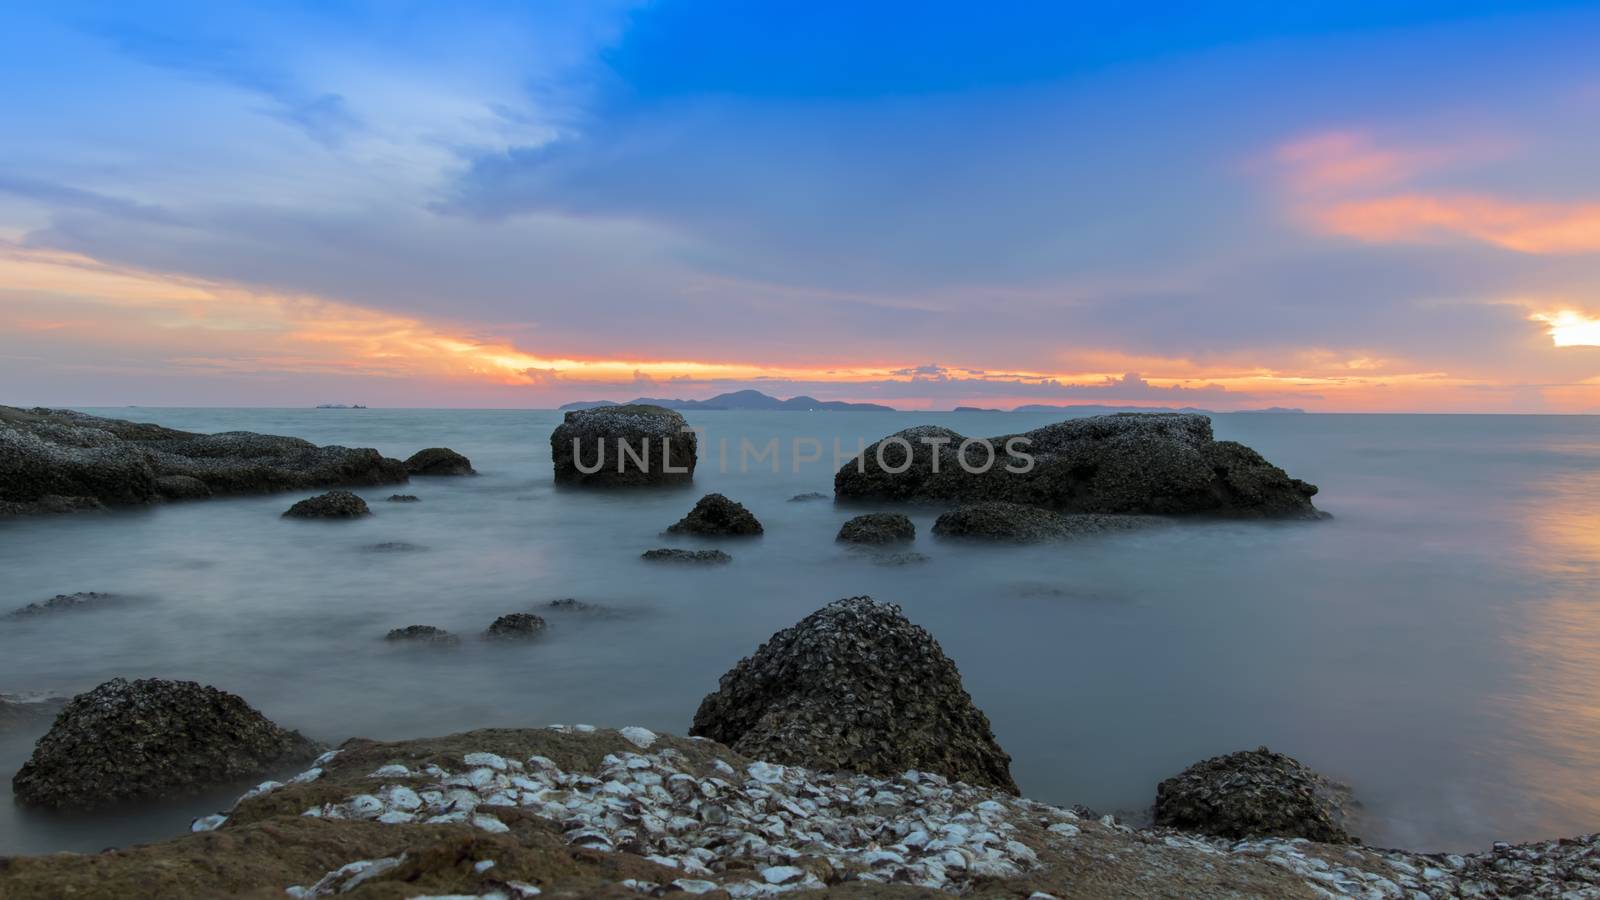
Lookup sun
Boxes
[1531,310,1600,347]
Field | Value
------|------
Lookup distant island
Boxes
[952,406,1001,412]
[558,390,896,412]
[1010,403,1306,414]
[314,404,367,409]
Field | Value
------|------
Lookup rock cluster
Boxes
[11,677,319,809]
[385,625,460,646]
[404,447,475,476]
[691,597,1017,793]
[1154,746,1352,843]
[7,591,128,619]
[931,501,1161,543]
[834,413,1322,518]
[665,493,763,536]
[485,614,547,640]
[641,549,732,564]
[550,405,696,486]
[835,512,915,544]
[282,490,371,519]
[0,405,407,516]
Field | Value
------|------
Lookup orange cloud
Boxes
[1318,194,1600,254]
[1273,131,1443,194]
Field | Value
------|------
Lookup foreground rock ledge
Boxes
[834,413,1322,518]
[691,596,1018,793]
[0,405,407,516]
[1,726,1593,899]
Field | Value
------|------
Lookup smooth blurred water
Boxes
[4,408,1600,855]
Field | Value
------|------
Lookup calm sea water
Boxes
[3,408,1600,856]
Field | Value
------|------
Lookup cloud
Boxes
[1316,194,1600,254]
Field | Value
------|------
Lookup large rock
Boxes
[836,512,915,544]
[1154,746,1353,842]
[691,596,1017,792]
[834,413,1321,518]
[404,447,475,476]
[0,406,407,516]
[931,501,1160,543]
[550,404,696,486]
[282,490,371,519]
[665,493,763,536]
[11,677,319,809]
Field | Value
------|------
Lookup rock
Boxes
[788,492,828,502]
[7,591,129,619]
[484,613,547,640]
[665,493,763,536]
[0,405,408,517]
[641,548,732,564]
[931,501,1162,543]
[836,512,915,544]
[550,404,697,486]
[403,448,475,476]
[156,474,212,500]
[834,413,1321,518]
[1154,746,1353,843]
[283,490,371,519]
[11,677,319,810]
[690,596,1017,792]
[385,494,420,503]
[384,625,459,646]
[546,598,594,612]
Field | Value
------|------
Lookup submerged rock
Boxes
[484,613,547,640]
[403,447,475,476]
[283,490,371,519]
[835,413,1321,518]
[550,404,697,486]
[932,501,1161,543]
[384,625,459,646]
[665,493,763,536]
[641,548,732,564]
[691,596,1017,792]
[6,591,129,619]
[362,541,426,553]
[385,494,420,502]
[788,491,828,502]
[836,512,915,544]
[0,405,407,517]
[1154,746,1353,843]
[11,677,319,810]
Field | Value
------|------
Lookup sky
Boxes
[3,1,1600,412]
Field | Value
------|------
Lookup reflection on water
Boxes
[2,409,1600,854]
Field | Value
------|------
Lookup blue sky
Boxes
[2,1,1600,410]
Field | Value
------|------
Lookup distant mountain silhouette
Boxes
[1010,403,1305,414]
[558,389,896,412]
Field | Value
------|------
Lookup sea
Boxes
[2,407,1599,856]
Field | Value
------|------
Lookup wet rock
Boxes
[383,625,459,646]
[788,492,828,502]
[11,677,319,810]
[283,490,371,519]
[931,501,1161,543]
[691,596,1017,792]
[550,404,697,486]
[484,613,547,640]
[665,493,763,536]
[156,474,212,500]
[836,512,915,544]
[835,413,1321,518]
[403,447,475,476]
[385,494,420,503]
[0,405,407,517]
[641,548,732,564]
[1154,746,1353,843]
[361,542,426,553]
[6,591,129,619]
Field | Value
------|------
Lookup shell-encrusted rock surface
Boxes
[283,490,372,519]
[1155,746,1353,843]
[665,492,763,536]
[385,625,460,646]
[404,447,475,476]
[485,613,547,640]
[690,596,1018,793]
[549,404,696,486]
[11,677,319,810]
[932,501,1163,543]
[1,725,1588,899]
[836,512,916,544]
[834,413,1322,518]
[0,405,407,517]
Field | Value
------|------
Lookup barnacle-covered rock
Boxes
[403,447,475,476]
[835,512,915,544]
[665,493,763,536]
[550,404,696,486]
[283,490,371,519]
[1154,746,1352,842]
